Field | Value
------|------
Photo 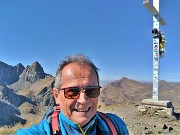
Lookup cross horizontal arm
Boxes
[143,0,166,25]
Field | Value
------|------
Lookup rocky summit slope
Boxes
[98,103,180,135]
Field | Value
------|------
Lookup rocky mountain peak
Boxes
[15,63,25,75]
[0,61,25,85]
[31,61,41,68]
[16,63,24,68]
[20,61,45,83]
[120,77,128,81]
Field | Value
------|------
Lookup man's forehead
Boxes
[61,62,97,80]
[60,62,98,85]
[66,69,73,76]
[63,62,93,71]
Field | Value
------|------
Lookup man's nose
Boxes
[77,90,88,103]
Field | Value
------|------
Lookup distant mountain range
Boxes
[0,61,180,127]
[99,77,180,108]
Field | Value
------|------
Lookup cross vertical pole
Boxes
[152,0,160,100]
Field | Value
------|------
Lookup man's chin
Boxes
[72,113,94,126]
[74,117,91,127]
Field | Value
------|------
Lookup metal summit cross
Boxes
[140,0,174,115]
[143,0,166,101]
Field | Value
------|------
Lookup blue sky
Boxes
[1,0,180,82]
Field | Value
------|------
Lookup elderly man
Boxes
[16,54,129,135]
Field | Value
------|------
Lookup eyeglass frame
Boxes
[57,86,101,99]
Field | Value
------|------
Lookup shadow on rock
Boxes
[0,100,26,127]
[174,112,180,120]
[0,85,36,107]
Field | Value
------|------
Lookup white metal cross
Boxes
[143,0,166,100]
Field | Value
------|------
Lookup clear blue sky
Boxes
[1,0,180,82]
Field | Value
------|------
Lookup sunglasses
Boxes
[59,86,101,99]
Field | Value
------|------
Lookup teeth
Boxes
[74,108,89,112]
[78,109,88,112]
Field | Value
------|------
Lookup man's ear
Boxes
[52,88,59,105]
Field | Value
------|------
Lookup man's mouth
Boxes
[73,107,90,112]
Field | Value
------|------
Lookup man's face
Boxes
[54,62,99,127]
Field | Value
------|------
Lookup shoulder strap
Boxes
[97,111,118,135]
[41,106,54,122]
[51,106,61,135]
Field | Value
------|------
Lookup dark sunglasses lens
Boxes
[64,88,80,99]
[85,87,100,98]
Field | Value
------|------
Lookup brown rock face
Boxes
[20,61,45,83]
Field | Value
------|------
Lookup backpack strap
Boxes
[51,106,61,135]
[41,106,54,122]
[97,111,118,135]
